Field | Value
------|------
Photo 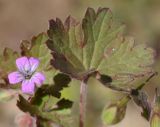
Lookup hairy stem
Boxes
[79,80,87,127]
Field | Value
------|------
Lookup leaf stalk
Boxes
[79,79,88,127]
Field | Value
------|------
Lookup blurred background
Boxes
[0,0,160,127]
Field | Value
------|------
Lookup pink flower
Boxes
[8,57,45,94]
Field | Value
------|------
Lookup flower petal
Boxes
[8,71,24,84]
[16,57,30,73]
[31,72,45,87]
[29,57,39,72]
[22,80,35,94]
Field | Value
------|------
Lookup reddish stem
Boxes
[79,80,87,127]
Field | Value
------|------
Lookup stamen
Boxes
[24,74,32,79]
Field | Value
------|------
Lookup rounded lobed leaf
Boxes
[47,7,154,87]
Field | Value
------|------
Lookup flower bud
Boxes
[101,96,130,125]
[150,88,160,127]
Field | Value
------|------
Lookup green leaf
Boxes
[30,89,73,113]
[30,85,59,111]
[47,7,154,87]
[52,73,71,98]
[17,95,73,127]
[30,73,72,114]
[20,33,58,84]
[31,73,71,105]
[30,74,72,114]
[101,96,130,125]
[0,48,19,74]
[0,48,19,88]
[61,79,80,101]
[150,89,160,127]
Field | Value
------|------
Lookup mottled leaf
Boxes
[30,85,59,111]
[101,96,130,125]
[20,33,58,84]
[52,73,71,98]
[31,73,71,106]
[47,7,154,87]
[30,73,72,115]
[17,95,73,127]
[29,74,71,116]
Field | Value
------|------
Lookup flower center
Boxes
[19,69,34,80]
[24,73,32,79]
